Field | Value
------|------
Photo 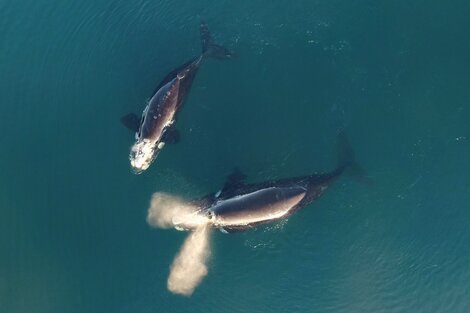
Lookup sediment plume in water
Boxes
[147,192,206,229]
[167,224,211,296]
[146,192,212,296]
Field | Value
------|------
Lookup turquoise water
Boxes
[1,0,470,312]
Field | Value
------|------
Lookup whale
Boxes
[162,132,365,233]
[121,22,234,174]
[146,132,366,296]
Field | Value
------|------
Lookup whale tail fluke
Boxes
[337,131,372,186]
[200,22,235,60]
[337,131,356,169]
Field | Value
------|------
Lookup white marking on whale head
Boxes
[129,139,156,174]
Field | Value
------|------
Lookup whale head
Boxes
[129,138,160,174]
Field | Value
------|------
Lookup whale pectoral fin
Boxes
[161,127,180,144]
[226,168,247,186]
[120,113,140,133]
[218,168,247,198]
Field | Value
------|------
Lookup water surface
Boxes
[1,1,470,312]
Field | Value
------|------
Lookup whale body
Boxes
[171,133,363,232]
[121,22,234,174]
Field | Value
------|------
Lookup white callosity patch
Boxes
[129,139,156,173]
[167,224,211,296]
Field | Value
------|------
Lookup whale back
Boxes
[139,78,180,141]
[210,186,307,228]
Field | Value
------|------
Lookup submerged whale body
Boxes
[121,22,234,174]
[169,133,364,232]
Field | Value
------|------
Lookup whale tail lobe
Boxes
[200,22,235,60]
[337,132,372,185]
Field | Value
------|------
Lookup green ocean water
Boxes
[1,0,470,312]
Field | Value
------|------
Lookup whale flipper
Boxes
[217,168,247,199]
[121,113,141,132]
[224,168,246,188]
[200,22,235,59]
[161,127,180,144]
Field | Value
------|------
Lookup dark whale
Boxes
[171,133,365,232]
[121,22,234,174]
